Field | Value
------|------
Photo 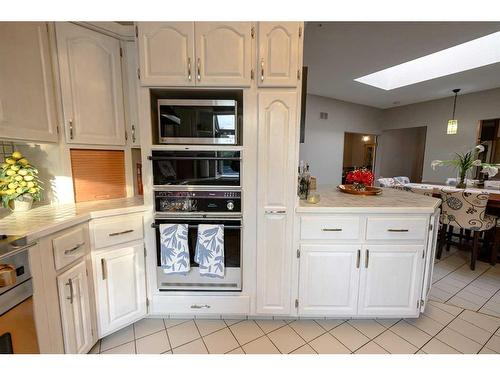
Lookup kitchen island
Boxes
[293,186,441,318]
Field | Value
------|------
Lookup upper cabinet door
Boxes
[0,22,58,142]
[195,22,252,87]
[124,41,140,147]
[137,22,195,86]
[258,22,301,87]
[56,23,125,146]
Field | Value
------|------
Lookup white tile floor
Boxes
[90,247,500,354]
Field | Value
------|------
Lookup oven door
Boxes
[150,150,241,188]
[158,99,237,145]
[155,217,242,291]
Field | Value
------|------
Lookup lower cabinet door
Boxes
[357,244,424,317]
[93,243,147,337]
[57,261,93,354]
[298,244,361,316]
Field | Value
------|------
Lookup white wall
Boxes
[382,87,500,182]
[299,94,383,186]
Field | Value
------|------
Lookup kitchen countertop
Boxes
[296,185,441,214]
[0,196,146,240]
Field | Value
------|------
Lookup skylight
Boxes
[354,31,500,90]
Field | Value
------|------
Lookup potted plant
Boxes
[345,168,374,191]
[431,144,500,188]
[0,151,42,212]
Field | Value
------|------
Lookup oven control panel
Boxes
[154,190,241,214]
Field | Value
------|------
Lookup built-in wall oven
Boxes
[153,190,242,291]
[158,99,238,145]
[149,150,241,188]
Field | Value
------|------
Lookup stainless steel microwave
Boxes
[158,99,238,145]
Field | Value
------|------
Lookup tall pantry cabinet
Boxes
[255,22,304,315]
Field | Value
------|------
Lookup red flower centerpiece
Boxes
[346,168,374,191]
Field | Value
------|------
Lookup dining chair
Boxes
[484,180,500,190]
[377,177,397,187]
[392,185,434,196]
[437,189,497,270]
[393,176,410,185]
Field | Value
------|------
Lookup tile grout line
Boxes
[192,319,211,354]
[442,265,493,308]
[162,318,173,353]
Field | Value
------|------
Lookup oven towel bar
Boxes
[152,223,241,229]
[159,224,191,275]
[195,224,225,279]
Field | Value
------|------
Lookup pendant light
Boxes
[447,88,461,135]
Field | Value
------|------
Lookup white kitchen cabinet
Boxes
[194,22,252,87]
[357,244,424,317]
[298,244,360,316]
[256,91,298,315]
[420,210,439,312]
[92,242,146,337]
[124,41,141,147]
[137,22,195,86]
[0,22,58,142]
[56,22,125,145]
[258,22,301,87]
[56,260,94,354]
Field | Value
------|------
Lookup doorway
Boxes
[376,126,427,183]
[342,132,377,183]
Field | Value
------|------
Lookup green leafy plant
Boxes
[431,144,500,188]
[0,151,42,208]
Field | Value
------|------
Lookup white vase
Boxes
[8,195,33,212]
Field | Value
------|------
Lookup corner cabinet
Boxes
[137,22,252,87]
[0,22,58,143]
[56,260,93,354]
[255,91,298,315]
[56,22,126,146]
[257,22,301,87]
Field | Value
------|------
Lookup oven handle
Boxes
[148,156,241,161]
[152,223,241,229]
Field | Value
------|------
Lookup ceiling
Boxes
[304,22,500,108]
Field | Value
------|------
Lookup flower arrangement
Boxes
[346,168,374,191]
[0,151,42,211]
[431,144,500,188]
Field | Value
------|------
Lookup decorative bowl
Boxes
[337,184,382,196]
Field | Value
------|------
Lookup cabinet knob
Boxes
[260,58,264,82]
[197,58,201,81]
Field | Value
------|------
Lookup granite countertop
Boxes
[0,196,146,240]
[297,185,441,214]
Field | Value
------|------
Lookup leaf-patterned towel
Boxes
[160,224,190,275]
[195,224,224,278]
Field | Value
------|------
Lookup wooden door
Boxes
[358,244,424,317]
[93,243,146,337]
[0,22,58,142]
[256,91,297,315]
[57,261,93,354]
[258,22,300,87]
[137,22,195,86]
[194,22,252,87]
[56,22,125,145]
[298,244,361,316]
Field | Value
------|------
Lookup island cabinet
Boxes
[294,209,440,318]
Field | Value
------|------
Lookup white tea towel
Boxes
[195,224,224,278]
[160,224,190,274]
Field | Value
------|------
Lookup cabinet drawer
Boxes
[53,225,88,271]
[300,216,360,240]
[366,217,428,241]
[151,295,250,315]
[92,214,143,249]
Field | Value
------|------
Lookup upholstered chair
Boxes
[437,189,497,270]
[377,178,396,187]
[392,185,434,196]
[393,176,410,185]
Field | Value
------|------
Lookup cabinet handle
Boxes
[64,242,84,255]
[356,249,361,268]
[265,210,286,214]
[197,58,201,81]
[131,124,136,143]
[101,258,107,280]
[387,229,409,232]
[321,228,342,232]
[190,304,210,309]
[365,249,370,268]
[68,119,74,140]
[260,58,264,81]
[187,57,192,81]
[66,278,74,304]
[108,229,134,237]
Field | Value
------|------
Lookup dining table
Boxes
[403,182,500,265]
